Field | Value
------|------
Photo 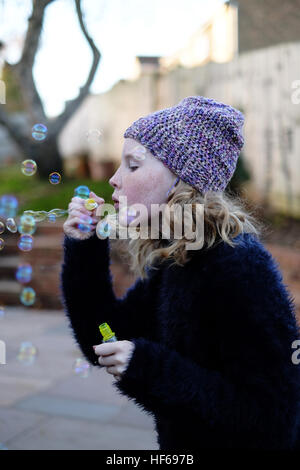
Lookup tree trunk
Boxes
[24,135,63,177]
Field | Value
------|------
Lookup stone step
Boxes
[0,279,63,309]
[34,220,65,235]
[0,234,64,256]
[0,280,21,306]
[0,256,20,279]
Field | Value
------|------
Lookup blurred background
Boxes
[0,0,300,450]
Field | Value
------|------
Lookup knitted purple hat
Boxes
[123,96,245,193]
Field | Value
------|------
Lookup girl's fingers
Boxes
[69,210,97,223]
[90,191,105,205]
[68,202,91,216]
[71,196,88,204]
[69,216,97,228]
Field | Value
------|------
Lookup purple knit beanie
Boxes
[123,96,245,193]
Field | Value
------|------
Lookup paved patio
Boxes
[0,307,158,450]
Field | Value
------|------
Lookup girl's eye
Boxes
[129,165,138,171]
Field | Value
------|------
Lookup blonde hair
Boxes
[109,179,265,280]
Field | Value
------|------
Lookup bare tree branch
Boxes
[0,0,101,177]
[19,0,55,71]
[12,0,56,123]
[48,0,101,136]
[0,107,29,149]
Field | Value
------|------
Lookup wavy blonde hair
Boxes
[109,179,266,280]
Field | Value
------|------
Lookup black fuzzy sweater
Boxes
[60,231,300,450]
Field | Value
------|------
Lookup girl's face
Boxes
[109,137,177,224]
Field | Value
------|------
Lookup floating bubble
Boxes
[21,159,37,176]
[6,218,17,233]
[127,207,138,224]
[132,144,147,161]
[32,123,47,141]
[96,220,111,239]
[74,185,90,199]
[18,215,36,235]
[18,234,34,252]
[49,172,61,185]
[77,222,93,233]
[16,264,32,284]
[0,221,4,234]
[0,195,18,218]
[47,213,56,223]
[72,358,91,378]
[0,305,5,317]
[48,208,67,218]
[0,238,4,251]
[24,210,47,222]
[85,129,102,143]
[84,198,98,211]
[20,287,36,306]
[17,341,37,365]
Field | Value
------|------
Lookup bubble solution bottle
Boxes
[98,323,121,380]
[99,323,117,343]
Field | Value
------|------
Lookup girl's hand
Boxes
[63,191,105,240]
[93,340,135,380]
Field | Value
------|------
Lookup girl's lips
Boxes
[114,202,119,209]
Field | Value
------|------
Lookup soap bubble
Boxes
[16,264,32,284]
[32,123,47,141]
[85,128,102,143]
[18,234,34,252]
[6,218,17,233]
[18,215,36,235]
[21,159,37,176]
[0,305,5,317]
[47,213,56,223]
[0,238,4,251]
[0,221,5,234]
[0,195,18,218]
[127,208,137,224]
[49,172,61,185]
[17,341,37,365]
[96,220,112,239]
[72,358,91,378]
[74,185,90,199]
[20,287,36,306]
[77,222,93,233]
[84,198,98,211]
[48,208,67,218]
[132,144,147,161]
[24,210,47,222]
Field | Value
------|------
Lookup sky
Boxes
[0,0,225,117]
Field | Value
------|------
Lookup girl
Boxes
[61,96,300,450]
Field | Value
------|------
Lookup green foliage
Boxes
[1,64,25,113]
[227,151,251,194]
[0,164,113,215]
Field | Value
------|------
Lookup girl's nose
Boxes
[109,166,122,189]
[109,173,118,189]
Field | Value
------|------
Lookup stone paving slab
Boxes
[0,408,46,444]
[9,416,158,450]
[15,394,121,422]
[0,307,157,450]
